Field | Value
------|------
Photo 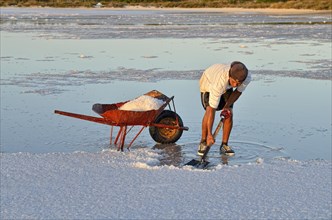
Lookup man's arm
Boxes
[224,89,242,109]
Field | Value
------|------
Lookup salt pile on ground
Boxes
[119,95,165,111]
[1,150,331,219]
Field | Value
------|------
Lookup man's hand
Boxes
[221,108,232,119]
[206,134,215,146]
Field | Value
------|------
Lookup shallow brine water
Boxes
[0,8,331,166]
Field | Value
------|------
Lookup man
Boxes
[198,61,251,156]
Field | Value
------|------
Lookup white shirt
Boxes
[199,64,251,109]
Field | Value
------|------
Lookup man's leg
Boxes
[219,89,235,156]
[200,92,209,143]
[217,89,234,145]
[221,114,235,156]
[222,110,233,145]
[201,110,208,143]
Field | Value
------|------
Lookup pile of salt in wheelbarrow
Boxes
[55,90,188,151]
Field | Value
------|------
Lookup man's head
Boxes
[229,61,248,87]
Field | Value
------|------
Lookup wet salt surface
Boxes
[0,8,331,166]
[1,151,331,219]
[1,8,331,41]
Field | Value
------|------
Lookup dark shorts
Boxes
[201,88,234,111]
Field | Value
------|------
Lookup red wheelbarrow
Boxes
[54,90,188,151]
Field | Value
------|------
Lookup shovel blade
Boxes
[184,159,210,169]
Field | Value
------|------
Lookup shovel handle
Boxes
[213,116,224,139]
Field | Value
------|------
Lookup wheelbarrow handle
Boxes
[54,110,107,125]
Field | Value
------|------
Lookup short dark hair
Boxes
[229,61,248,82]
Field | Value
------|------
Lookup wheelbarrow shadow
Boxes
[152,143,183,167]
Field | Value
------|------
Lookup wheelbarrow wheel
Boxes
[149,110,184,144]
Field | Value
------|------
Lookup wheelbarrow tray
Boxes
[92,90,171,126]
[55,90,171,126]
[93,103,165,126]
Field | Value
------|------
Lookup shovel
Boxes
[184,115,225,168]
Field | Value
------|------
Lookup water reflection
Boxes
[2,31,331,82]
[1,76,331,161]
[179,140,288,167]
[153,143,183,167]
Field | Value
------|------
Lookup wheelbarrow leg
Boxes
[115,126,127,151]
[114,126,123,146]
[110,126,114,145]
[119,126,127,151]
[128,126,146,149]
